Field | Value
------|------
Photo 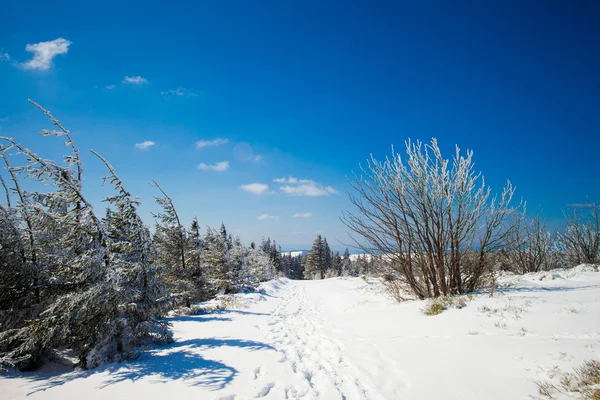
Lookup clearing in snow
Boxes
[2,266,600,400]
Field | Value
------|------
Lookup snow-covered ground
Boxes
[2,266,600,399]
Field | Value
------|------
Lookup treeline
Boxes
[280,234,379,280]
[0,102,284,371]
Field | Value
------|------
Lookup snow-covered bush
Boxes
[558,203,600,267]
[502,214,558,274]
[343,138,521,299]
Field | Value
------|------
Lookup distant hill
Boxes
[281,250,310,257]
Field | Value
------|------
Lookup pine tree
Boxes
[227,236,247,292]
[187,217,209,300]
[247,245,274,283]
[323,237,333,277]
[220,222,231,251]
[332,251,342,276]
[342,248,351,276]
[152,180,191,307]
[204,227,229,293]
[305,234,324,279]
[92,151,171,365]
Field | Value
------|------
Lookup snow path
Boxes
[258,282,404,399]
[2,269,600,400]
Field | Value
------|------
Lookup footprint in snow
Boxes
[256,382,275,398]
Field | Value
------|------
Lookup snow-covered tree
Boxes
[187,217,210,300]
[228,236,249,292]
[342,248,352,276]
[558,203,600,266]
[152,180,192,307]
[332,251,343,276]
[247,245,275,283]
[204,227,229,293]
[343,138,520,299]
[503,212,556,273]
[323,238,333,275]
[305,234,325,279]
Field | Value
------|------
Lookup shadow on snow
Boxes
[12,314,275,396]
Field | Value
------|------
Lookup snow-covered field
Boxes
[2,266,600,399]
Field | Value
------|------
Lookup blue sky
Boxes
[0,1,599,251]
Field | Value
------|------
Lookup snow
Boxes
[2,267,600,399]
[281,250,308,257]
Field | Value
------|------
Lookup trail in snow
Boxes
[257,282,400,400]
[2,267,600,400]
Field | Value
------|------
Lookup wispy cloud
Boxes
[134,140,155,150]
[274,176,299,184]
[123,76,149,85]
[233,142,263,163]
[20,38,71,70]
[0,53,9,62]
[257,213,279,220]
[293,212,312,218]
[240,183,269,195]
[105,84,116,90]
[275,176,339,197]
[196,138,228,149]
[161,87,199,98]
[197,161,230,172]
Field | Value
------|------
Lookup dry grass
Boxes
[534,359,600,399]
[422,295,472,316]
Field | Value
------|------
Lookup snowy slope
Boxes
[281,250,309,257]
[2,267,600,400]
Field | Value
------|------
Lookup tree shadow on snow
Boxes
[169,315,233,323]
[101,337,275,390]
[18,337,275,395]
[495,284,599,294]
[218,309,270,317]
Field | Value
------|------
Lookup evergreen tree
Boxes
[187,217,209,299]
[342,248,351,276]
[219,222,231,251]
[227,236,247,292]
[305,234,324,279]
[152,180,191,307]
[332,251,342,276]
[323,238,333,276]
[247,246,274,283]
[204,228,229,293]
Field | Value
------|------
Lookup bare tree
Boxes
[558,203,600,266]
[503,212,556,274]
[342,139,520,299]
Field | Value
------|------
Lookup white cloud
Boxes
[161,87,199,98]
[293,212,312,218]
[196,138,228,149]
[134,140,155,150]
[257,213,279,220]
[105,84,116,90]
[0,53,9,61]
[275,176,339,197]
[197,161,230,172]
[21,38,71,70]
[123,76,149,85]
[274,176,299,184]
[240,183,269,195]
